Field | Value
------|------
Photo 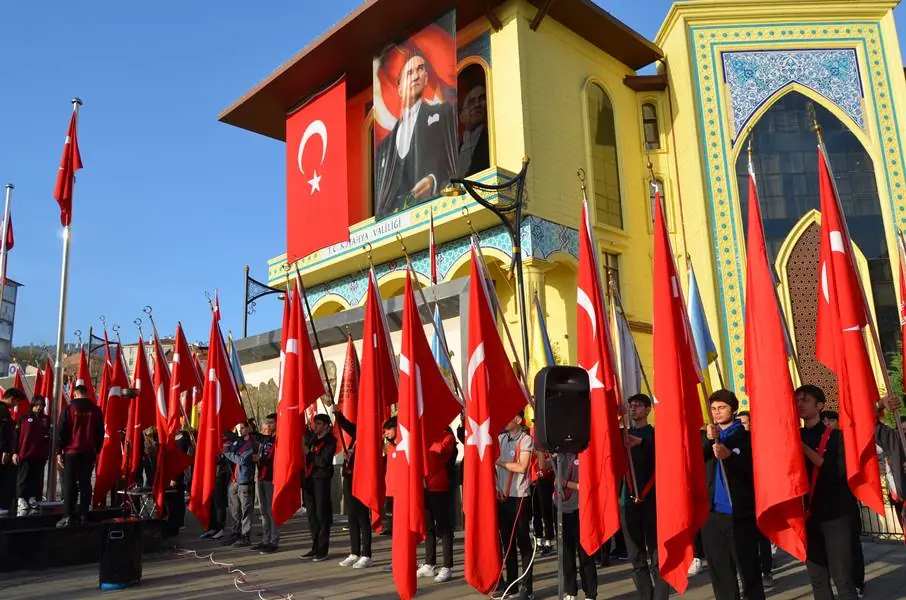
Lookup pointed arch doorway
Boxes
[735,91,896,401]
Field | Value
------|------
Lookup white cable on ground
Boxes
[174,547,293,600]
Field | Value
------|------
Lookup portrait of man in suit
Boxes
[373,16,457,219]
[457,64,490,178]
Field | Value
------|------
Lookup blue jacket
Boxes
[223,437,256,484]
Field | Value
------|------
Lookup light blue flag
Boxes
[687,262,718,369]
[431,304,452,375]
[227,333,247,391]
[533,293,555,367]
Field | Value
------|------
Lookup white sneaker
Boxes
[434,567,452,583]
[27,497,38,510]
[211,529,225,540]
[17,499,28,516]
[338,554,359,567]
[352,556,373,569]
[687,557,704,576]
[563,595,577,600]
[416,563,436,578]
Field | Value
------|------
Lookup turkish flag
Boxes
[353,269,398,530]
[815,148,884,515]
[124,338,156,486]
[54,107,82,227]
[94,350,130,506]
[652,192,708,594]
[286,78,349,262]
[273,275,327,526]
[74,347,96,404]
[392,273,430,599]
[153,324,194,513]
[4,213,13,252]
[464,243,530,594]
[576,199,626,555]
[335,337,360,448]
[189,314,247,529]
[744,168,809,560]
[10,367,28,420]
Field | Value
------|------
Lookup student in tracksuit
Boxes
[55,385,104,527]
[796,385,859,600]
[553,451,597,600]
[496,411,534,600]
[620,393,668,600]
[13,396,50,515]
[334,407,374,569]
[222,421,257,547]
[701,389,765,600]
[252,414,278,553]
[300,413,338,562]
[417,427,457,583]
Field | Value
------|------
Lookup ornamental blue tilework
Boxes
[458,33,491,66]
[722,49,864,138]
[305,216,578,312]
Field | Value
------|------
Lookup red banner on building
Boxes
[286,78,348,263]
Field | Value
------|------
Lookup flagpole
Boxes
[0,184,13,291]
[242,265,250,339]
[48,98,82,502]
[292,264,348,453]
[810,107,906,453]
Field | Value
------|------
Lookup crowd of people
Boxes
[1,377,905,600]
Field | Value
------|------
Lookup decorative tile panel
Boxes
[722,48,864,138]
[458,32,491,65]
[305,216,578,311]
[691,22,905,399]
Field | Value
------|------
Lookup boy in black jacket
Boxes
[300,413,337,562]
[701,389,765,600]
[797,385,859,600]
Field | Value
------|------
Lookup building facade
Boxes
[224,0,906,417]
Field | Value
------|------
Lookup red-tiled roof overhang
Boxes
[218,0,662,141]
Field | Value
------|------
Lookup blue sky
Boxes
[2,0,905,346]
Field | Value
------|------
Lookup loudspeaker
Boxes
[99,518,143,589]
[533,366,591,454]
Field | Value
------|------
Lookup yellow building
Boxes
[223,0,906,413]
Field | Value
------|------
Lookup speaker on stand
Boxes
[533,366,591,600]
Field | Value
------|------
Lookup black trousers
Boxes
[383,496,394,534]
[16,459,45,501]
[560,509,598,598]
[425,489,453,568]
[63,453,95,518]
[701,512,765,600]
[498,497,533,594]
[806,515,857,600]
[0,462,17,512]
[531,479,555,541]
[850,506,865,589]
[210,470,229,531]
[303,477,333,556]
[345,476,371,557]
[165,477,186,536]
[757,531,772,576]
[621,499,669,600]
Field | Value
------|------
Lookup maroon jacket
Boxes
[16,412,50,461]
[57,398,104,455]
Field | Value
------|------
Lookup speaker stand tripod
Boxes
[553,452,564,600]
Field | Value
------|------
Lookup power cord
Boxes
[174,547,294,600]
[489,493,540,600]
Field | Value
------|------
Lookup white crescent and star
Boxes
[466,416,492,461]
[576,288,597,339]
[396,423,411,464]
[821,230,862,331]
[297,119,328,195]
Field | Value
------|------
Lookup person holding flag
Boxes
[55,385,103,527]
[252,414,278,554]
[701,390,764,600]
[552,450,598,600]
[300,413,338,562]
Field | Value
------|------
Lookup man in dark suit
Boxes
[374,53,456,218]
[457,84,489,177]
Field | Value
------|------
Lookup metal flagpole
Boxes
[243,265,250,339]
[48,98,82,501]
[0,184,13,291]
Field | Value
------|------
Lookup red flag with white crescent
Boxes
[463,243,530,594]
[94,349,130,506]
[815,147,883,515]
[53,107,82,226]
[75,347,96,404]
[576,198,626,555]
[286,78,349,262]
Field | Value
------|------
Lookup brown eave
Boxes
[623,74,668,92]
[219,0,663,141]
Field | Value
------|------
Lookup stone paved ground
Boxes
[3,514,906,599]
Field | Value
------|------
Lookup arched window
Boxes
[642,103,661,150]
[586,83,623,229]
[457,62,490,178]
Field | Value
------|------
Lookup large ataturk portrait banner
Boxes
[373,11,457,220]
